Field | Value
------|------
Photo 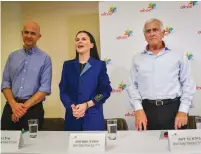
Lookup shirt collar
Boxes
[22,46,38,55]
[142,41,171,55]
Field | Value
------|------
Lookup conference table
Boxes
[2,130,201,154]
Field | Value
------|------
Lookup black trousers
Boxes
[1,100,44,131]
[142,98,187,130]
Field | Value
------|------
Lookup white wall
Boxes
[99,1,201,129]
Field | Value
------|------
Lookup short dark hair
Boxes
[75,30,100,60]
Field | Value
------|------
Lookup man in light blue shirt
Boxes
[127,18,195,131]
[1,21,52,130]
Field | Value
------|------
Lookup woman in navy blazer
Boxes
[59,31,112,131]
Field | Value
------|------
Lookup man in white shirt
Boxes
[127,18,196,131]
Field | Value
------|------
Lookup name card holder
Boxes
[168,129,201,153]
[1,131,24,153]
[68,132,106,153]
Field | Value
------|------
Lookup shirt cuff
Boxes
[38,87,51,95]
[178,102,190,113]
[1,82,11,91]
[130,99,143,111]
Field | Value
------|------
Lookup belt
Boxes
[143,97,180,106]
[15,97,28,103]
[14,98,43,108]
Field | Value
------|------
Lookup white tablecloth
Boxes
[2,130,201,154]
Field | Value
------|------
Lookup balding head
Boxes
[23,21,41,34]
[22,21,41,50]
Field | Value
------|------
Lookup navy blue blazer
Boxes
[59,57,112,131]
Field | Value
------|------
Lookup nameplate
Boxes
[68,132,106,153]
[1,131,24,153]
[168,129,201,153]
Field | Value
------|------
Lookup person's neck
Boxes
[79,53,90,64]
[24,45,35,53]
[148,42,165,55]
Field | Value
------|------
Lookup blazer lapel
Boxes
[80,62,92,76]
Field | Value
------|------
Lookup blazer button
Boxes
[79,80,82,84]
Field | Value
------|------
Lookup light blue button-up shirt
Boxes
[127,46,196,113]
[1,46,52,99]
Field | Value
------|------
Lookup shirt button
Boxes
[21,87,23,89]
[22,78,24,80]
[25,61,27,64]
[24,70,26,72]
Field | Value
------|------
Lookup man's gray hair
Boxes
[143,18,164,33]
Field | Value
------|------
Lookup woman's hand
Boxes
[71,103,87,119]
